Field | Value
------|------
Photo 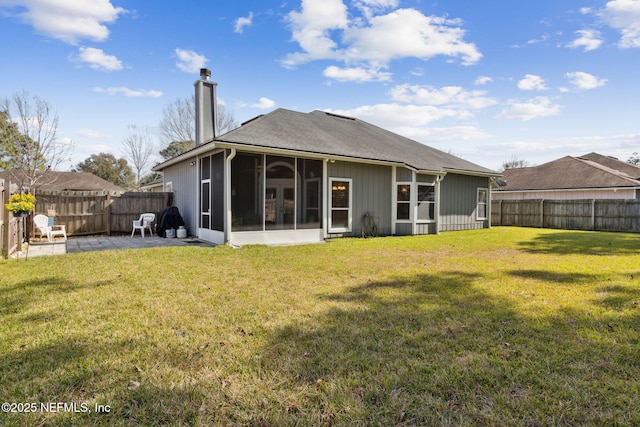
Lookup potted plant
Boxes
[5,193,36,217]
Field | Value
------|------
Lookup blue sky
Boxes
[1,0,639,172]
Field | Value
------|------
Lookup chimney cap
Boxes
[200,68,211,80]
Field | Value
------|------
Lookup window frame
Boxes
[477,187,489,220]
[328,177,352,233]
[396,183,411,221]
[416,184,436,222]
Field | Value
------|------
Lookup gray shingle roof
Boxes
[497,153,640,191]
[215,109,497,175]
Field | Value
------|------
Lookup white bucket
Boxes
[165,229,176,238]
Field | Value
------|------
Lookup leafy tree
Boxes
[159,140,195,161]
[0,91,72,187]
[73,152,134,189]
[628,152,640,166]
[0,110,24,170]
[139,172,163,188]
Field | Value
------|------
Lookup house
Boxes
[140,176,164,192]
[152,69,499,246]
[493,153,640,201]
[0,170,125,194]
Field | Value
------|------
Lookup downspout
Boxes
[435,173,445,234]
[391,166,397,235]
[225,148,237,244]
[322,159,328,239]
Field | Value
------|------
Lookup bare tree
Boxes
[159,96,195,145]
[122,124,154,190]
[501,155,531,172]
[0,90,72,187]
[217,103,239,136]
[158,95,239,158]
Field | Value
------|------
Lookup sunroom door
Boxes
[265,182,294,229]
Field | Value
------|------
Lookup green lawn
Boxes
[1,227,639,426]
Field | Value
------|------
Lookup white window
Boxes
[329,178,352,232]
[417,185,435,221]
[477,188,488,220]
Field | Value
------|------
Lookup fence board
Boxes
[492,199,640,233]
[31,190,172,237]
[1,179,25,258]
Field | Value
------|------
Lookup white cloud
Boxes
[326,103,467,128]
[515,33,550,48]
[93,87,163,98]
[599,0,640,48]
[475,76,493,85]
[496,97,562,121]
[394,125,490,142]
[234,12,254,34]
[323,65,391,82]
[389,84,496,110]
[565,71,607,90]
[567,29,603,51]
[73,47,122,71]
[353,0,398,19]
[324,104,491,146]
[175,48,208,73]
[249,97,276,109]
[0,0,125,44]
[76,128,103,138]
[517,74,548,91]
[282,0,349,67]
[282,2,481,78]
[342,9,481,65]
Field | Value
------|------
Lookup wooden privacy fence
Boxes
[492,199,640,233]
[35,191,173,236]
[1,179,25,258]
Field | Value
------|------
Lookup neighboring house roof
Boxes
[0,170,125,193]
[155,108,497,176]
[497,153,640,191]
[141,176,164,191]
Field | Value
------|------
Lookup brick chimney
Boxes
[194,68,218,146]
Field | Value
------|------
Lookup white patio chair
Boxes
[131,213,155,238]
[33,214,67,242]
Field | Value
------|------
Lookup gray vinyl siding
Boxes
[440,173,490,231]
[328,161,392,237]
[395,223,412,235]
[415,222,437,235]
[163,155,200,235]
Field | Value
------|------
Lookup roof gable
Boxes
[216,109,497,176]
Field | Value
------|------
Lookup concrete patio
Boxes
[21,235,214,258]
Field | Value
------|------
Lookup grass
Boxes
[1,227,640,426]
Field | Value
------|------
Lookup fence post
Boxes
[591,199,596,231]
[540,200,544,228]
[106,193,112,236]
[1,204,7,259]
